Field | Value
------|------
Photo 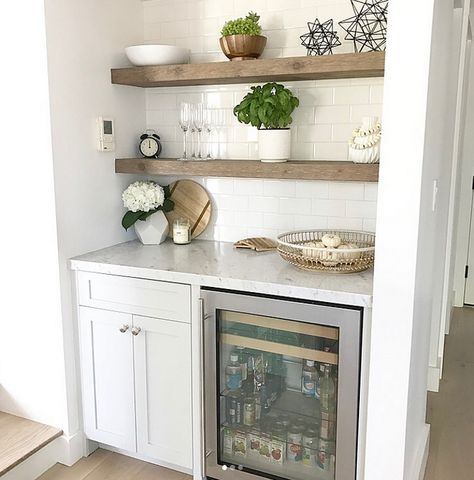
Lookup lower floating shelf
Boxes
[115,158,379,182]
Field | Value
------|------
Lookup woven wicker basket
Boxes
[277,230,375,273]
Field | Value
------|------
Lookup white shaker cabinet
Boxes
[77,272,193,472]
[79,307,136,452]
[134,315,192,468]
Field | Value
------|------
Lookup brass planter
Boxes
[219,35,267,61]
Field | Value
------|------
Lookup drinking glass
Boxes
[193,103,204,159]
[178,102,191,161]
[203,108,214,160]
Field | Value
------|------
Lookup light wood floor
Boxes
[424,307,474,479]
[38,449,191,480]
[0,412,62,476]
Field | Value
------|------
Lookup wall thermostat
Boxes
[97,117,115,152]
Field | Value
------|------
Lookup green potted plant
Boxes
[234,82,300,162]
[220,12,267,61]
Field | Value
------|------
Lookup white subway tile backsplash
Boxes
[363,218,377,232]
[333,86,370,105]
[297,125,332,143]
[144,1,381,242]
[295,181,329,199]
[315,105,351,124]
[253,196,279,213]
[264,213,296,230]
[364,183,379,201]
[279,197,312,215]
[264,180,296,197]
[346,200,378,219]
[234,179,264,196]
[235,211,265,228]
[294,215,328,230]
[328,217,364,230]
[328,182,365,200]
[312,199,346,217]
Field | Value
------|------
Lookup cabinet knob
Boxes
[119,324,129,333]
[131,326,141,336]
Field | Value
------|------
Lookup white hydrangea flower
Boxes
[122,181,165,213]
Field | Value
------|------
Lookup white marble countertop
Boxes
[70,239,373,307]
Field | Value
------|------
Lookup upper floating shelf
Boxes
[111,51,385,88]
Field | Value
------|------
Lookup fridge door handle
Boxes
[199,298,209,471]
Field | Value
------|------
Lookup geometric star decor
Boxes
[300,18,342,56]
[339,0,388,53]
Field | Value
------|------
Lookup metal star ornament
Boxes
[339,0,388,53]
[300,18,342,56]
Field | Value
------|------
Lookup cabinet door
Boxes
[79,307,136,451]
[133,315,193,469]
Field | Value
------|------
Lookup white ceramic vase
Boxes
[134,210,169,245]
[349,116,381,164]
[258,129,291,163]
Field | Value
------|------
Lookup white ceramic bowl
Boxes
[125,44,190,66]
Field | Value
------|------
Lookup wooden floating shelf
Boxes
[111,51,385,88]
[221,333,339,365]
[115,158,379,182]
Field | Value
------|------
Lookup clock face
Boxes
[140,137,159,157]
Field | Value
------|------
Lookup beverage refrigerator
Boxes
[201,289,362,480]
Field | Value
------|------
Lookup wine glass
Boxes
[178,102,191,161]
[193,103,204,159]
[203,108,214,160]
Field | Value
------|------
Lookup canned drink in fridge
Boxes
[271,425,286,465]
[258,432,272,463]
[243,397,256,427]
[223,427,234,457]
[234,429,247,457]
[317,437,335,472]
[248,430,261,458]
[302,427,319,467]
[287,425,303,463]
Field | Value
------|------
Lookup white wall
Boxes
[43,0,145,439]
[141,0,382,241]
[366,0,460,479]
[0,2,67,430]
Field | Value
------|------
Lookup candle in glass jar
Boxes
[173,218,191,244]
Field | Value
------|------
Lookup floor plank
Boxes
[0,412,62,476]
[424,307,474,480]
[38,450,191,480]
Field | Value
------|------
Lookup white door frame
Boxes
[435,0,472,386]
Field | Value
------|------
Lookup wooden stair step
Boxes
[0,411,62,476]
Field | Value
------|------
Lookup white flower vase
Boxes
[134,210,169,245]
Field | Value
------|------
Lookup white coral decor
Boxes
[122,181,165,213]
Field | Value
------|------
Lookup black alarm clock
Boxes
[139,129,162,158]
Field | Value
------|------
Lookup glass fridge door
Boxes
[218,310,338,480]
[202,289,361,480]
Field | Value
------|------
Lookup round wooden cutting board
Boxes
[165,179,212,239]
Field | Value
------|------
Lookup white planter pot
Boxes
[258,129,291,163]
[134,210,169,245]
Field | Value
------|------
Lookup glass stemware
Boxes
[178,102,191,161]
[203,108,214,160]
[193,103,204,160]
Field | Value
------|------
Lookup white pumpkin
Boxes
[302,240,326,258]
[334,243,360,261]
[321,234,342,248]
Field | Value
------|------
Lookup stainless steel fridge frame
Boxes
[201,288,363,480]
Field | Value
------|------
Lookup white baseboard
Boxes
[1,437,61,480]
[57,430,84,466]
[98,444,192,476]
[427,366,440,392]
[409,424,430,480]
